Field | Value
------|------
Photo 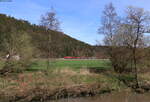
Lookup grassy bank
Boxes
[0,68,126,102]
[0,59,149,101]
[0,59,125,101]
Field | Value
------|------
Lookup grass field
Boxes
[29,59,111,71]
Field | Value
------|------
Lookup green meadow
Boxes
[29,59,111,71]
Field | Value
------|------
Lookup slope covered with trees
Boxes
[0,14,95,58]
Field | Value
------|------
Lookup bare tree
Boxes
[98,3,122,72]
[123,6,150,88]
[40,8,60,31]
[109,6,150,87]
[98,2,119,46]
[40,8,61,70]
[99,3,150,88]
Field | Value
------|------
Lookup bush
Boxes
[0,31,34,75]
[0,61,23,74]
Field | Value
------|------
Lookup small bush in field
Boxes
[2,61,24,73]
[1,60,32,74]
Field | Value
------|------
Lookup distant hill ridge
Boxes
[0,14,95,58]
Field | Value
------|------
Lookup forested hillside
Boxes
[0,14,95,58]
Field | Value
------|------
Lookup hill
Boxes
[0,14,95,58]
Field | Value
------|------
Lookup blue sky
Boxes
[0,0,150,45]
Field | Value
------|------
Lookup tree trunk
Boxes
[133,48,139,88]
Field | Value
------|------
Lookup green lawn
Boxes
[29,59,111,71]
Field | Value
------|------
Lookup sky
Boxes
[0,0,150,45]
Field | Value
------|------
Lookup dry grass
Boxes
[79,69,91,75]
[0,67,123,101]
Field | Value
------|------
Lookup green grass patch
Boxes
[28,59,111,71]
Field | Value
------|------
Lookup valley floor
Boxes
[0,59,149,102]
